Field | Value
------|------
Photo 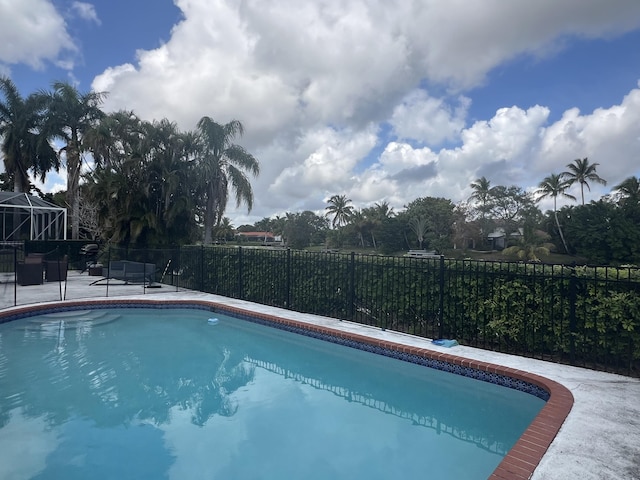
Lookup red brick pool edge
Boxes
[1,298,574,480]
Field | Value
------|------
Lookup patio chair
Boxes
[45,255,69,282]
[17,254,44,285]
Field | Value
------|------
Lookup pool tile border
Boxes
[0,298,573,480]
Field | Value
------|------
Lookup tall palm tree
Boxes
[469,176,492,210]
[44,81,105,239]
[195,117,260,244]
[612,176,640,207]
[536,173,575,254]
[468,176,494,238]
[0,76,58,193]
[84,110,141,169]
[325,194,354,228]
[371,200,394,219]
[562,157,607,205]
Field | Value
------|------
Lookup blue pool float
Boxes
[432,339,458,348]
[207,318,219,325]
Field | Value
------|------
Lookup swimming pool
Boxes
[0,299,573,479]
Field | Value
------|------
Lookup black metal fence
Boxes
[7,243,640,377]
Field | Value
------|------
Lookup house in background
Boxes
[235,231,281,244]
[487,227,523,250]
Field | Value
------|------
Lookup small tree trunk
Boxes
[554,210,569,254]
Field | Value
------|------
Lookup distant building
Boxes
[487,227,523,250]
[235,231,278,243]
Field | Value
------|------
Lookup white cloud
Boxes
[389,91,470,146]
[71,2,100,25]
[0,0,76,69]
[85,0,640,225]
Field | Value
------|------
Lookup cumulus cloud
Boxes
[359,90,640,213]
[389,90,470,146]
[0,0,76,69]
[84,0,640,222]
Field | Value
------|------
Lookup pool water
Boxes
[0,308,545,479]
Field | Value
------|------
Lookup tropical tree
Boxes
[612,176,640,208]
[536,173,575,253]
[213,217,235,242]
[404,196,455,252]
[562,200,640,264]
[325,194,354,228]
[195,117,260,244]
[0,76,59,193]
[469,176,492,209]
[85,117,199,246]
[488,186,536,236]
[44,81,106,239]
[282,211,327,249]
[408,216,429,249]
[371,200,394,219]
[362,201,395,249]
[562,157,607,205]
[84,110,141,169]
[347,209,376,247]
[469,176,493,218]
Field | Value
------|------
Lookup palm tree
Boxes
[612,176,640,207]
[44,81,105,239]
[371,200,394,219]
[363,201,394,249]
[195,117,260,244]
[213,217,235,242]
[84,110,141,169]
[536,173,575,254]
[408,216,429,250]
[350,209,375,247]
[325,194,354,228]
[0,76,59,193]
[469,176,492,211]
[468,176,494,240]
[562,157,607,205]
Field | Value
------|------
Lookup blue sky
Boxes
[2,0,640,225]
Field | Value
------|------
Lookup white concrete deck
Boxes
[1,270,639,479]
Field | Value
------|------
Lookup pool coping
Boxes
[0,298,574,480]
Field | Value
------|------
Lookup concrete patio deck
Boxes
[1,269,639,479]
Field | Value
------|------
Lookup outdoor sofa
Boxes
[99,260,156,284]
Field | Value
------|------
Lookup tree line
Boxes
[244,158,639,265]
[0,77,259,245]
[2,77,638,264]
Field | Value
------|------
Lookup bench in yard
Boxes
[405,250,440,258]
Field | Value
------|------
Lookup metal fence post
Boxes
[106,247,111,298]
[238,246,244,299]
[286,248,291,308]
[569,263,577,365]
[349,251,355,321]
[438,255,445,339]
[13,246,17,307]
[200,245,204,291]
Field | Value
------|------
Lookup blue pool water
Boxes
[0,308,545,479]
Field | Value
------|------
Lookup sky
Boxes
[1,0,640,226]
